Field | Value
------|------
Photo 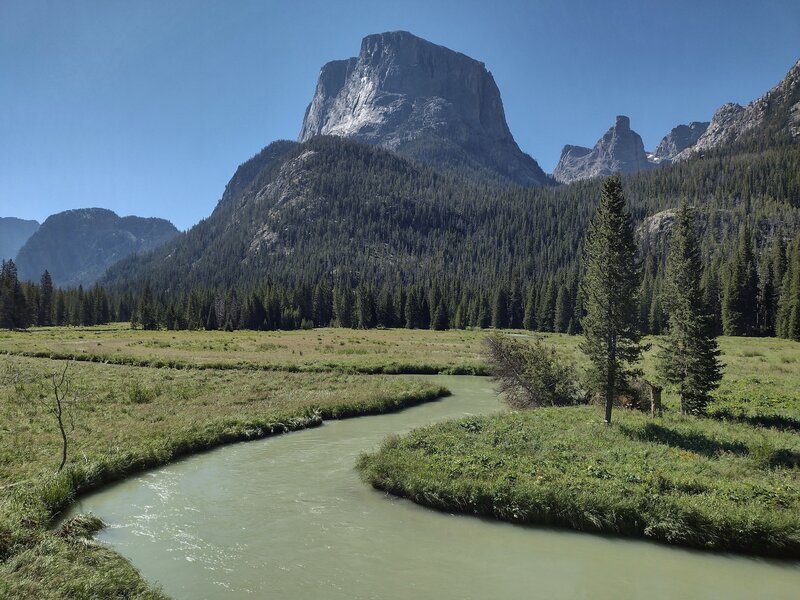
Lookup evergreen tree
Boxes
[39,270,53,326]
[656,201,723,414]
[776,235,800,340]
[523,285,538,330]
[431,301,449,330]
[580,176,645,424]
[377,286,396,328]
[491,286,509,328]
[721,224,759,335]
[553,284,572,333]
[333,284,354,328]
[355,285,377,329]
[0,260,32,329]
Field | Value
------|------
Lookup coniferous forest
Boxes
[3,134,800,341]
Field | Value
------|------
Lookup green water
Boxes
[65,376,800,599]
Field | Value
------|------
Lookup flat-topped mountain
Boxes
[298,31,550,186]
[16,208,178,287]
[0,217,40,261]
[553,116,653,184]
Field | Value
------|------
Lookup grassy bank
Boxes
[0,355,447,599]
[358,406,800,557]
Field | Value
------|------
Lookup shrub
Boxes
[483,334,580,408]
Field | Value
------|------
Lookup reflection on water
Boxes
[64,376,800,599]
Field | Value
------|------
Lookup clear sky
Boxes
[1,0,798,230]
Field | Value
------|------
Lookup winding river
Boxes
[64,376,800,599]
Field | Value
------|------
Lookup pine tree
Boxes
[355,285,377,329]
[580,176,645,424]
[491,286,509,328]
[553,285,572,333]
[776,235,800,340]
[657,201,723,414]
[0,260,32,329]
[431,301,449,330]
[39,270,53,326]
[523,285,538,330]
[721,224,759,335]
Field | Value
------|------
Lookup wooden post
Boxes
[646,380,663,417]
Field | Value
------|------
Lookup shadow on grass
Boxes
[618,422,748,458]
[709,410,800,433]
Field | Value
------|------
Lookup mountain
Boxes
[675,58,800,160]
[16,208,179,287]
[102,133,800,297]
[298,31,550,186]
[0,217,40,261]
[650,121,709,163]
[553,116,654,184]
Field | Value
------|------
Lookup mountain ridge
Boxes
[16,208,178,288]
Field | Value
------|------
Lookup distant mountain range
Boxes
[554,58,800,183]
[0,217,40,262]
[15,208,178,288]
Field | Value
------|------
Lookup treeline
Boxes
[0,260,126,329]
[125,228,800,342]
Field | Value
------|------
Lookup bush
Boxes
[483,334,580,408]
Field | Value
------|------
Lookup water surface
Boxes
[65,376,800,599]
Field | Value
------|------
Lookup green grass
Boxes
[0,324,489,374]
[358,406,800,557]
[0,354,447,599]
[1,327,799,597]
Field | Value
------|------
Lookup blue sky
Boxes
[1,0,798,230]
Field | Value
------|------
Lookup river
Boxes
[63,375,800,599]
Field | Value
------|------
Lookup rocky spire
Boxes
[553,115,653,184]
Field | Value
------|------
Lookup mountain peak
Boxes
[553,116,653,184]
[298,31,549,186]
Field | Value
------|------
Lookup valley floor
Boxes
[1,325,799,597]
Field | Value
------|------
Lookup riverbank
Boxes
[358,405,800,557]
[0,355,448,599]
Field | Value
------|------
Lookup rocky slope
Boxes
[0,217,39,261]
[650,121,709,163]
[15,208,178,287]
[553,116,654,184]
[675,58,800,160]
[298,31,550,186]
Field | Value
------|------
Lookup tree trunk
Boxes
[647,381,663,417]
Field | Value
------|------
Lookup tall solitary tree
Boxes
[656,200,722,414]
[580,175,645,424]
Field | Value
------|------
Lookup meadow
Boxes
[1,325,799,597]
[0,339,446,599]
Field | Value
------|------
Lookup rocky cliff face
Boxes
[651,121,709,163]
[299,31,550,186]
[675,59,800,160]
[15,208,178,287]
[553,116,653,184]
